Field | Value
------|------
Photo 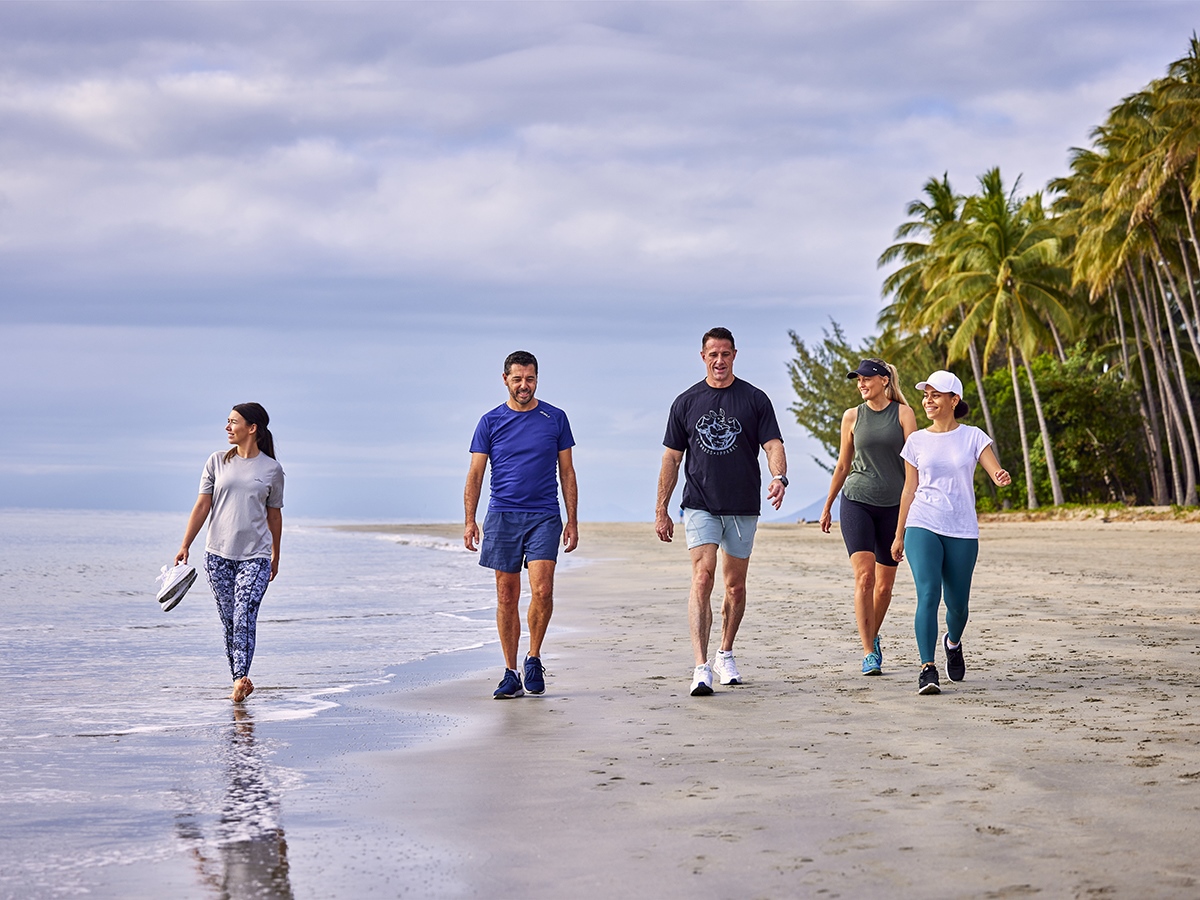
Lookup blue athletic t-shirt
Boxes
[470,401,575,513]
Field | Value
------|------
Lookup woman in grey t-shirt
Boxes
[175,403,285,702]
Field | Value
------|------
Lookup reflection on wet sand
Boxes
[176,708,294,899]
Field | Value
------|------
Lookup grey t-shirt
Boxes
[200,451,285,561]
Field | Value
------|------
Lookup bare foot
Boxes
[230,677,255,702]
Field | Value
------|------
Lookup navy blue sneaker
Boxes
[944,634,966,682]
[524,655,546,695]
[493,668,524,699]
[918,665,941,695]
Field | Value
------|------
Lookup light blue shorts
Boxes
[683,508,758,559]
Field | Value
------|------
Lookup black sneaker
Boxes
[918,665,941,695]
[524,655,546,694]
[493,668,524,699]
[944,634,966,682]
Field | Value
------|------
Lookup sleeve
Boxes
[899,433,919,468]
[663,396,689,451]
[469,413,492,455]
[972,427,994,460]
[199,453,217,495]
[557,410,576,452]
[267,463,285,509]
[756,390,783,445]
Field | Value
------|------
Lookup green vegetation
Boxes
[790,36,1200,510]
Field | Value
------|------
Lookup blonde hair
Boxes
[868,359,911,408]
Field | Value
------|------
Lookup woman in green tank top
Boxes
[820,360,918,675]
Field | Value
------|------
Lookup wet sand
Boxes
[354,520,1200,898]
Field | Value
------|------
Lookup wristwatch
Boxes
[771,474,789,487]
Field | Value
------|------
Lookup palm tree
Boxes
[921,169,1074,506]
[877,175,1000,443]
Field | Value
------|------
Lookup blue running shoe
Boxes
[862,651,882,676]
[873,634,882,666]
[493,668,524,699]
[524,655,546,695]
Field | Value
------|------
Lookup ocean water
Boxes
[0,509,525,898]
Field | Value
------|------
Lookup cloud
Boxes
[0,2,1195,517]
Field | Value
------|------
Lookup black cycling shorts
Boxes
[839,496,900,567]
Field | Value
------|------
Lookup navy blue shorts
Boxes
[839,496,900,567]
[479,510,562,573]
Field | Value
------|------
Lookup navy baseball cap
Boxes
[847,360,890,379]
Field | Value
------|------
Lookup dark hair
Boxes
[954,399,970,419]
[701,327,735,350]
[504,350,538,375]
[225,402,276,461]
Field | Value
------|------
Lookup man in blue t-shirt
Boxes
[464,350,579,699]
[655,327,788,697]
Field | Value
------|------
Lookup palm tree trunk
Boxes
[1134,258,1197,504]
[1177,176,1200,325]
[1008,346,1039,508]
[1124,266,1167,495]
[1148,241,1200,475]
[1150,225,1200,366]
[1113,286,1167,504]
[1020,349,1064,505]
[1048,321,1067,362]
[965,336,997,438]
[964,333,999,503]
[1175,225,1200,342]
[1164,401,1191,505]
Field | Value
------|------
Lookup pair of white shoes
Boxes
[156,563,197,612]
[690,651,742,696]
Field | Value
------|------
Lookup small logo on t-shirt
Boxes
[695,408,741,455]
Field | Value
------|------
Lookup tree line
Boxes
[789,35,1200,510]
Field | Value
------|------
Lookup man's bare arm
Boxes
[463,452,488,551]
[558,447,579,552]
[655,447,684,542]
[763,438,787,511]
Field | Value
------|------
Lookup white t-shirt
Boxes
[899,425,993,539]
[200,451,285,560]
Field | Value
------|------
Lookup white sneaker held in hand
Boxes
[156,563,197,612]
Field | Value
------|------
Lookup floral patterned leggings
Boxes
[204,554,272,681]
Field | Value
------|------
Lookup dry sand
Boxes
[359,521,1200,898]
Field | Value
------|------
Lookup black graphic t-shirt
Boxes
[663,378,783,516]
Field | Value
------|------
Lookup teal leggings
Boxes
[905,527,979,664]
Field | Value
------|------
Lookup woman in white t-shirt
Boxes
[175,403,285,702]
[890,371,1010,696]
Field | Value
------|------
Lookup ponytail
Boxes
[227,402,277,460]
[868,359,911,408]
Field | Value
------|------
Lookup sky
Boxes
[2,1,1196,522]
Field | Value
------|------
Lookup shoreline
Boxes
[329,519,1200,897]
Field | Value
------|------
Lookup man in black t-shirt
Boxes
[655,327,788,696]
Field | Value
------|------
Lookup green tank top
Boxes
[842,401,905,507]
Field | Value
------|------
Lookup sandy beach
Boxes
[353,519,1200,898]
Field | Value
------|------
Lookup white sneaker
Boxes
[713,651,742,685]
[690,664,714,696]
[156,563,198,612]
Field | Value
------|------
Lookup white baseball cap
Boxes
[915,370,964,396]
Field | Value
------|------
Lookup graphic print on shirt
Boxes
[695,408,742,455]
